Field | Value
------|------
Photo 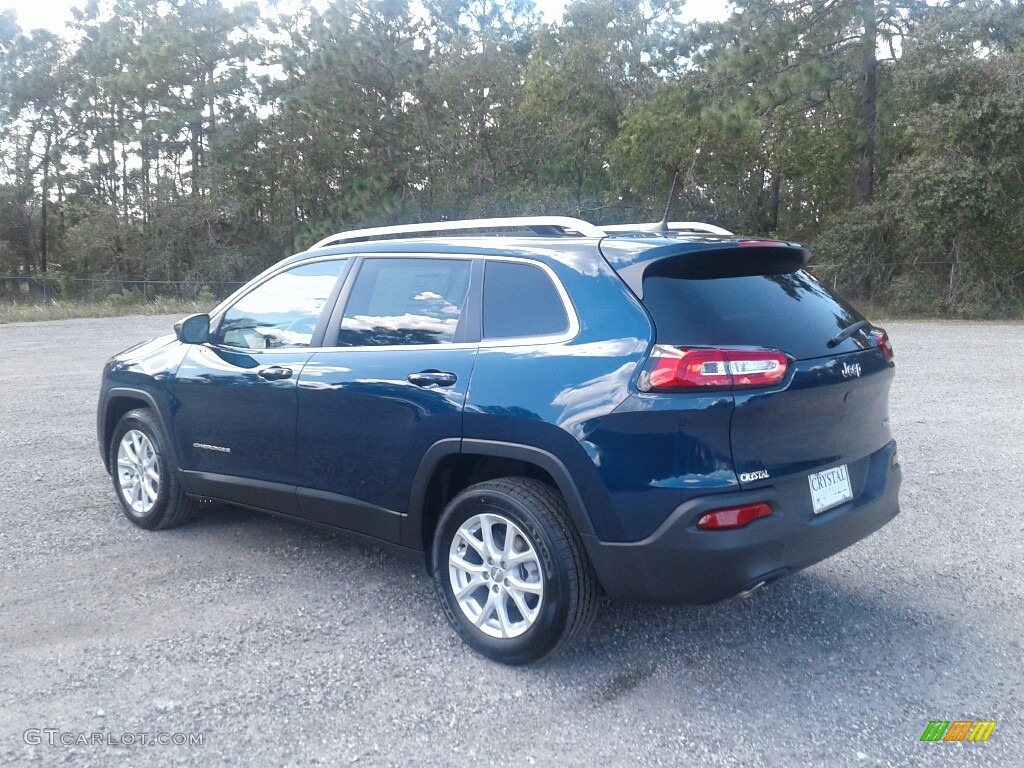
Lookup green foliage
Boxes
[844,3,1024,316]
[1,0,1023,317]
[0,296,213,324]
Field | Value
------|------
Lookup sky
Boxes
[2,0,732,35]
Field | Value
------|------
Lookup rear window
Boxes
[641,269,868,360]
[483,261,569,339]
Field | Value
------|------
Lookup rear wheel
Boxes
[110,409,194,530]
[432,477,598,664]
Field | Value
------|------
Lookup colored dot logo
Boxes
[920,720,997,742]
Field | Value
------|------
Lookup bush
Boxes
[59,274,75,299]
[105,288,145,309]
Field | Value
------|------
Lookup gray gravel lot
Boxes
[1,315,1021,767]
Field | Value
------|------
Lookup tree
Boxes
[520,0,684,216]
[0,28,74,274]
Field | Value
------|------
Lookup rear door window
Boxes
[641,269,868,360]
[335,258,471,347]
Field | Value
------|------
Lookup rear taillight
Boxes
[871,328,894,361]
[638,346,789,392]
[696,502,773,530]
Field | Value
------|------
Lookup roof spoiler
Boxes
[602,221,734,236]
[612,241,811,299]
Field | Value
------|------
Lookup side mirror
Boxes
[174,313,211,344]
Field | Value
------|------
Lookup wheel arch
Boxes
[408,438,595,570]
[100,388,176,473]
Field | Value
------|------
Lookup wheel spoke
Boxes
[506,573,542,595]
[480,516,503,561]
[131,478,144,508]
[143,476,159,503]
[507,586,537,623]
[454,576,486,601]
[456,525,486,557]
[473,592,496,628]
[449,552,487,575]
[501,528,520,560]
[495,594,514,638]
[505,549,535,568]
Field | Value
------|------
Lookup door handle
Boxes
[407,370,457,388]
[258,366,293,381]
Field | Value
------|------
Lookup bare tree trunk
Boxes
[290,188,297,254]
[21,123,38,275]
[190,121,202,198]
[141,107,150,227]
[121,144,129,220]
[856,0,877,204]
[769,170,781,233]
[40,131,51,274]
[57,179,65,240]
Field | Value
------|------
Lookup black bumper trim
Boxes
[582,444,901,604]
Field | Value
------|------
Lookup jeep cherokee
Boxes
[97,216,901,664]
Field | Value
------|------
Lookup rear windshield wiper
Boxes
[827,319,869,348]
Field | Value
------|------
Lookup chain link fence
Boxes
[0,276,246,304]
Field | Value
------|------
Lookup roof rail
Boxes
[308,216,605,250]
[602,221,734,236]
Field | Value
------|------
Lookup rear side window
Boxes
[483,261,569,339]
[336,258,471,347]
[641,269,867,360]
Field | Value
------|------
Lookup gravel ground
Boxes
[0,315,1021,767]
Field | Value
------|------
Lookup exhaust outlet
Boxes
[738,581,767,599]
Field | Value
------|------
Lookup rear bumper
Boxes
[583,441,901,604]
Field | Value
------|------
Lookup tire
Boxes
[432,477,599,665]
[109,408,194,530]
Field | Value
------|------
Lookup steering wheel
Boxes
[283,316,318,335]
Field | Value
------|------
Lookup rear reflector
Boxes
[871,328,894,361]
[639,346,788,391]
[697,503,773,530]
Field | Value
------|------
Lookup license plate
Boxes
[808,464,853,514]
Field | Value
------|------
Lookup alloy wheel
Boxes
[116,429,161,516]
[448,512,544,639]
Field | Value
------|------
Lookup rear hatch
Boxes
[621,242,895,496]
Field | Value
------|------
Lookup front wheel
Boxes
[109,408,194,530]
[432,477,599,664]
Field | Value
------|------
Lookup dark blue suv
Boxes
[98,216,901,664]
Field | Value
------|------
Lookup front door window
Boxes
[218,261,346,349]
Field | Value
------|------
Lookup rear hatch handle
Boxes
[827,320,870,349]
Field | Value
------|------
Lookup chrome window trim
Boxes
[210,254,351,325]
[313,253,580,352]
